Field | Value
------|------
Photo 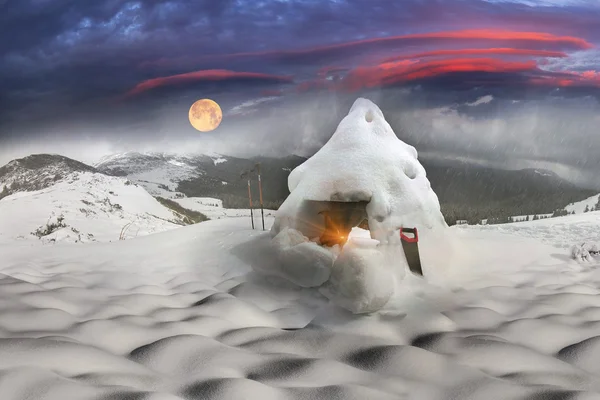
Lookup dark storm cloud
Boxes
[2,0,599,113]
[206,88,600,188]
[1,0,600,187]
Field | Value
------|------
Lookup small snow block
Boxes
[400,227,423,276]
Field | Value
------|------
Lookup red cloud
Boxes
[125,69,293,97]
[339,58,539,91]
[379,48,568,64]
[406,30,592,49]
[195,29,592,63]
[530,69,600,88]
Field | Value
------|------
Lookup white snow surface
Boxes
[566,193,600,214]
[269,98,447,313]
[173,197,276,221]
[457,211,600,249]
[2,213,600,399]
[0,172,179,244]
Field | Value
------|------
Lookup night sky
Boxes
[1,0,599,186]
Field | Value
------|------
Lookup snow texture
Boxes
[458,211,600,250]
[572,242,600,262]
[267,98,447,313]
[1,213,600,399]
[173,197,276,221]
[566,193,600,214]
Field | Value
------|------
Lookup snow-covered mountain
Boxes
[0,154,97,198]
[95,151,305,208]
[0,154,211,244]
[94,152,216,198]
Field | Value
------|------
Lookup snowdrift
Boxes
[0,213,597,400]
[265,98,448,313]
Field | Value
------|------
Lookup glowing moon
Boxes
[189,98,222,132]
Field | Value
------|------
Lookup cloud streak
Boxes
[151,29,592,70]
[340,58,539,91]
[379,48,569,63]
[124,69,294,97]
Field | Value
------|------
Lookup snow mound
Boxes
[266,98,447,313]
[274,98,446,239]
[320,238,396,314]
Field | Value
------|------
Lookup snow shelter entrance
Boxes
[316,201,369,247]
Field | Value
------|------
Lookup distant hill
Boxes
[0,154,97,199]
[0,154,208,244]
[95,152,305,209]
[422,163,596,224]
[95,151,596,225]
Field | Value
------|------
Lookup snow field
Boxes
[1,215,600,399]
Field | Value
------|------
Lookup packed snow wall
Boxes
[266,98,448,313]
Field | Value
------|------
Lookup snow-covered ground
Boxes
[0,172,180,244]
[2,211,600,399]
[457,211,600,249]
[510,213,553,222]
[566,193,600,214]
[173,196,276,221]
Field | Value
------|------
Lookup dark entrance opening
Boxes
[317,201,369,247]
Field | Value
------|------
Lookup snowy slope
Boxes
[2,212,600,398]
[173,196,276,220]
[566,193,600,214]
[0,171,180,244]
[94,152,206,198]
[458,210,600,249]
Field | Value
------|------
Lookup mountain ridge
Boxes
[0,154,210,244]
[2,152,596,225]
[0,154,98,200]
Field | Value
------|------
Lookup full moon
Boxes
[188,99,222,132]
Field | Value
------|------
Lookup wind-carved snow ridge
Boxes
[265,98,448,313]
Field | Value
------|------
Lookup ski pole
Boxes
[247,179,255,230]
[256,163,265,231]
